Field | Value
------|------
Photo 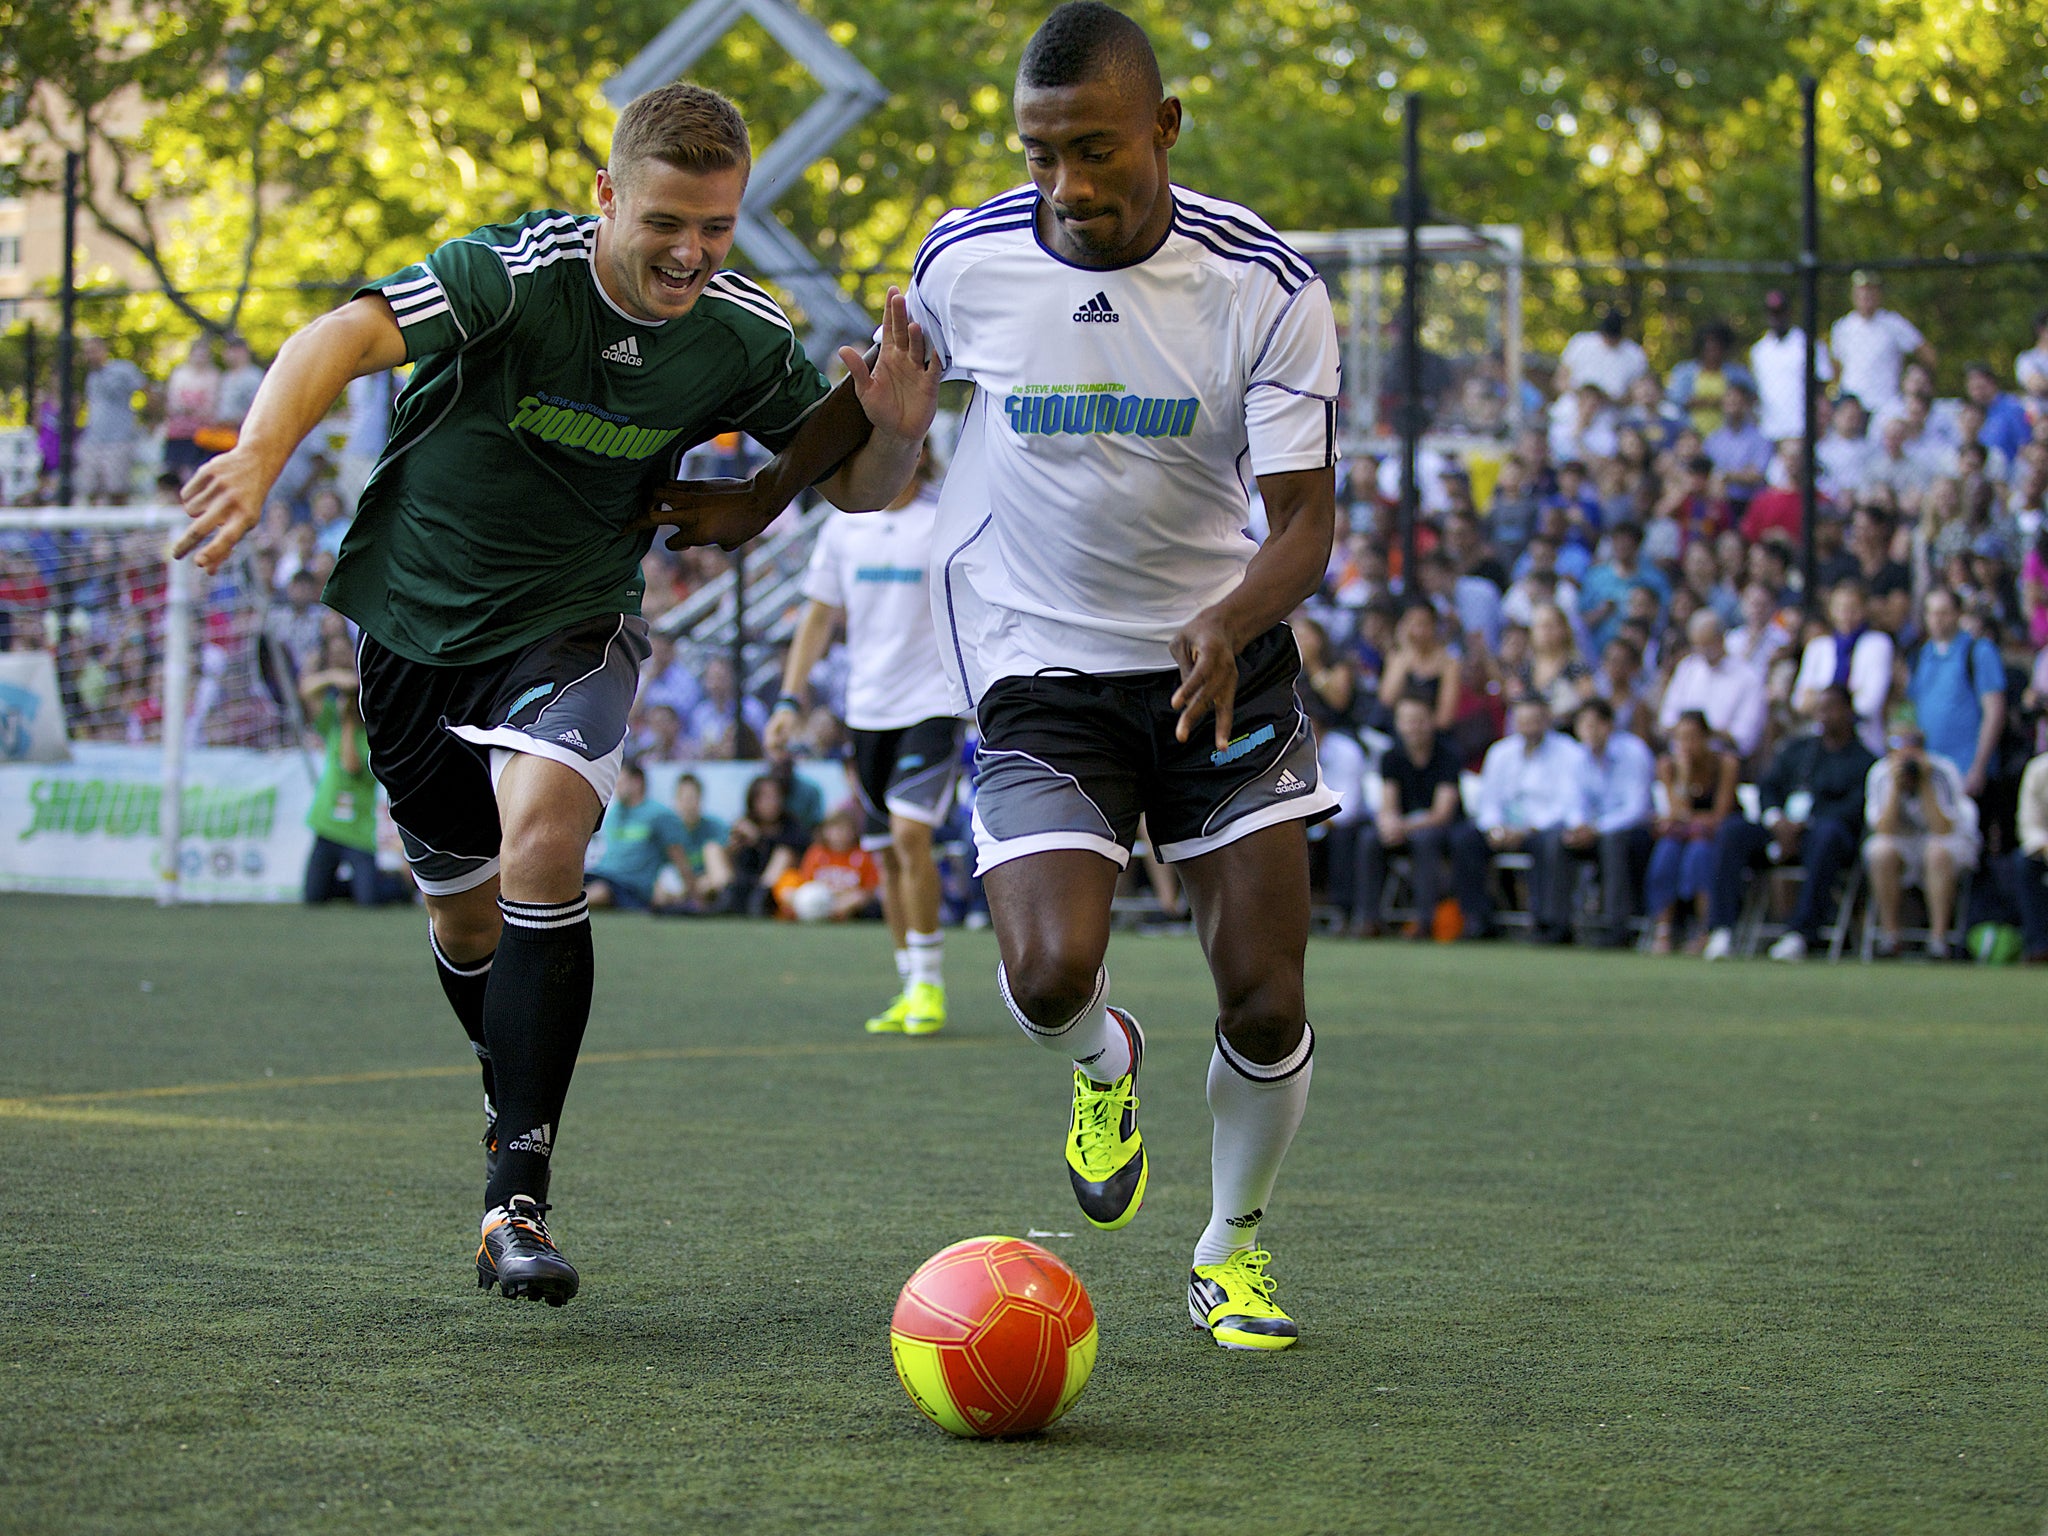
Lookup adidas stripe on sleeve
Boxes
[356,219,576,361]
[1243,277,1341,475]
[701,271,833,451]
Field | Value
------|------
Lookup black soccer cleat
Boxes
[476,1196,579,1306]
[482,1098,499,1196]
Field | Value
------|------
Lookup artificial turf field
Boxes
[3,894,2044,1535]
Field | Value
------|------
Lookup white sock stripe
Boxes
[907,930,944,948]
[499,895,589,916]
[427,924,494,977]
[498,895,590,931]
[500,911,590,931]
[1214,1021,1315,1083]
[996,963,1106,1038]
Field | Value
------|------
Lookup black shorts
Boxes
[848,717,967,849]
[970,623,1339,874]
[355,614,651,896]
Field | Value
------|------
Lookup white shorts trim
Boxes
[1153,784,1343,864]
[883,794,949,829]
[452,727,626,806]
[413,855,503,898]
[972,817,1131,878]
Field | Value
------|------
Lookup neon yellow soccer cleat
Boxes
[864,991,912,1034]
[901,981,947,1036]
[1188,1247,1298,1350]
[1065,1007,1146,1229]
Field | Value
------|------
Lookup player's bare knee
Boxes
[1216,986,1306,1065]
[428,891,501,960]
[1005,943,1104,1027]
[890,817,933,860]
[497,810,592,903]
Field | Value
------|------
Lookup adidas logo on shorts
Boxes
[556,728,588,749]
[600,335,643,366]
[1072,291,1119,323]
[1274,768,1309,795]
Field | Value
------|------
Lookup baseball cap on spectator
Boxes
[1850,269,1879,288]
[1971,532,2011,562]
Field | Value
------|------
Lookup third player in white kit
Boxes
[773,449,964,1035]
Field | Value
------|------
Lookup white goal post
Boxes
[0,504,198,904]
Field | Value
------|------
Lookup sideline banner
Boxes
[0,744,315,902]
[0,651,73,764]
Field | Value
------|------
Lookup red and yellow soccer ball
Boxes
[889,1236,1097,1437]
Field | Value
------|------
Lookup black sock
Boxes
[429,925,497,1110]
[482,894,593,1210]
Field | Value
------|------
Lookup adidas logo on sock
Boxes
[504,1123,554,1156]
[1225,1209,1265,1229]
[1072,291,1120,323]
[600,335,643,366]
[1274,768,1308,795]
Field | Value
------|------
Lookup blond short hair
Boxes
[609,82,751,182]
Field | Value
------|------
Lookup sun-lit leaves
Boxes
[2,0,2038,371]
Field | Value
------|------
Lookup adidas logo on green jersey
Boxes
[507,394,685,460]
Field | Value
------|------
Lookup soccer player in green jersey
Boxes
[176,83,937,1306]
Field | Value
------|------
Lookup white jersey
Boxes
[800,486,957,731]
[906,184,1340,709]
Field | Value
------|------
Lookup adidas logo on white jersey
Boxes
[1072,291,1120,323]
[601,335,643,366]
[1274,768,1309,795]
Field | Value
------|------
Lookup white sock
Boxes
[997,964,1132,1083]
[1192,1023,1314,1268]
[906,930,944,989]
[893,948,911,986]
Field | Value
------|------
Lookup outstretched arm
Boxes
[1169,466,1337,749]
[766,598,843,753]
[174,297,407,570]
[645,288,937,551]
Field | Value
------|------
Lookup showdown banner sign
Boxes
[0,745,315,902]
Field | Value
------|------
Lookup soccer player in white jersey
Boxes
[771,444,964,1035]
[652,3,1341,1350]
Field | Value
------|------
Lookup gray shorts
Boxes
[356,614,651,895]
[968,624,1340,875]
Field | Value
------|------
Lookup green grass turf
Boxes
[3,893,2044,1535]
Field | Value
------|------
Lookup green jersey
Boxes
[307,695,379,853]
[330,211,831,665]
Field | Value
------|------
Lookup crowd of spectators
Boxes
[9,280,2048,957]
[1297,275,2048,962]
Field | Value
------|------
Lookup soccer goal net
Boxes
[0,504,320,903]
[1280,224,1527,462]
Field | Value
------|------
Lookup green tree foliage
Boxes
[3,0,2042,374]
